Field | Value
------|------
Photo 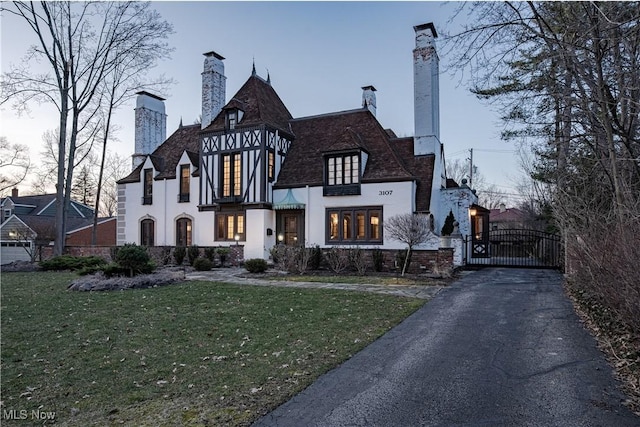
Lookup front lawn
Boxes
[1,272,424,426]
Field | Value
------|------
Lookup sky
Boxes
[0,1,524,202]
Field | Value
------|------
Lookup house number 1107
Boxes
[379,190,393,196]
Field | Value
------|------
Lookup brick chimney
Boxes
[11,188,18,197]
[201,51,226,129]
[362,85,377,116]
[132,91,167,169]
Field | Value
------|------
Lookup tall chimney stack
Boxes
[361,85,377,116]
[413,22,440,156]
[201,51,226,130]
[132,91,166,169]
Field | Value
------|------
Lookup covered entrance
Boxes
[273,189,305,246]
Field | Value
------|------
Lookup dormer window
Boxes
[226,108,244,130]
[324,152,361,196]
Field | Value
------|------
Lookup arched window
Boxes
[140,219,155,246]
[176,218,192,247]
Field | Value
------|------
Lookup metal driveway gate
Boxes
[465,229,563,269]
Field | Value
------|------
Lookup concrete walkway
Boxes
[185,267,447,300]
[252,268,639,427]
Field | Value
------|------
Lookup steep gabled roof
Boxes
[202,75,293,133]
[275,109,414,188]
[0,194,94,218]
[117,124,201,184]
[389,137,435,212]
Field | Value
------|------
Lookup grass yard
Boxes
[1,272,425,426]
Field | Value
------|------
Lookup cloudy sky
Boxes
[1,1,523,200]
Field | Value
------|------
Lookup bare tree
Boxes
[385,213,434,276]
[98,150,130,217]
[2,2,172,255]
[0,136,30,195]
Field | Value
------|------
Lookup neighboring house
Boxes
[0,189,116,264]
[117,22,478,261]
[489,203,531,230]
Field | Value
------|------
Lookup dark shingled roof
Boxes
[388,137,435,212]
[202,75,292,134]
[276,109,414,188]
[117,124,201,184]
[1,194,94,218]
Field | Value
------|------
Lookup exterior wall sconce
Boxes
[277,233,284,243]
[266,228,273,236]
[469,208,477,216]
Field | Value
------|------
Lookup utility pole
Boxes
[468,148,474,189]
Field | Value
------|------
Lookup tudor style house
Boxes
[117,23,478,261]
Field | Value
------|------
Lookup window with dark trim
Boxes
[267,150,275,182]
[140,219,154,246]
[221,153,242,198]
[143,169,153,204]
[326,207,382,244]
[324,153,361,196]
[327,154,359,185]
[226,109,244,130]
[179,164,190,202]
[176,218,192,247]
[215,212,245,241]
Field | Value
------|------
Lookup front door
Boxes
[283,214,298,245]
[276,210,304,246]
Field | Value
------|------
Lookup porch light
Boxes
[234,234,240,245]
[278,233,284,242]
[8,230,17,237]
[470,208,477,216]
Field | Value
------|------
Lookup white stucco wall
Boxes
[119,153,215,247]
[272,180,439,251]
[245,209,275,260]
[439,186,477,239]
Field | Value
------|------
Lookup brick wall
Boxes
[65,219,116,246]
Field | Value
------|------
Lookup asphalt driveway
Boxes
[253,268,638,427]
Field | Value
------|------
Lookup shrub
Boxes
[349,247,368,276]
[244,258,268,273]
[173,246,186,266]
[294,246,311,274]
[110,246,120,262]
[441,210,456,236]
[216,247,230,266]
[187,245,200,266]
[309,245,323,270]
[193,257,213,271]
[160,246,172,265]
[115,243,155,277]
[372,248,385,272]
[40,255,107,271]
[102,262,128,278]
[204,247,216,262]
[326,247,349,274]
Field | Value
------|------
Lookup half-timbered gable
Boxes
[199,74,293,210]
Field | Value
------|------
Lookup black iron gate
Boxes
[465,229,563,269]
